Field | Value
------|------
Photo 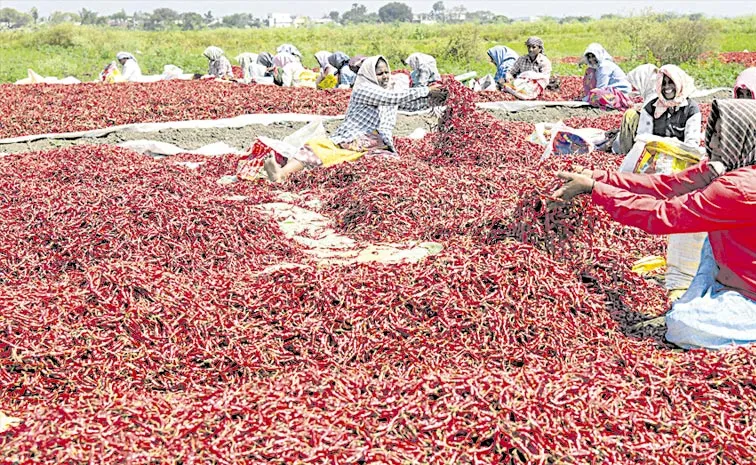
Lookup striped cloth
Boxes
[705,99,756,172]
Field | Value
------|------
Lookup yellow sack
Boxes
[635,140,702,174]
[306,138,365,167]
[318,74,338,89]
[294,69,317,88]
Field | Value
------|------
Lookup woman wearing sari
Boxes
[615,65,701,154]
[581,43,633,111]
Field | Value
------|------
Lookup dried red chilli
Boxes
[0,86,754,464]
[1,75,599,139]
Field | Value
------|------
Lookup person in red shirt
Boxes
[554,99,756,349]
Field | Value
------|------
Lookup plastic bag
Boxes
[161,65,184,80]
[99,62,123,83]
[476,74,497,92]
[294,69,317,88]
[619,135,704,174]
[318,74,338,89]
[631,255,666,274]
[501,77,543,100]
[635,140,703,174]
[531,122,606,159]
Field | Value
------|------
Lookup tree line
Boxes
[0,3,712,31]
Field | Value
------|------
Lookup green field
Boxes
[1,15,754,87]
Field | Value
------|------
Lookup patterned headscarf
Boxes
[653,64,696,119]
[314,51,331,69]
[353,55,386,90]
[257,52,274,68]
[203,46,224,61]
[525,37,545,53]
[328,52,351,70]
[349,55,367,72]
[734,67,756,99]
[581,43,612,69]
[116,51,136,62]
[487,46,518,67]
[276,44,302,58]
[705,99,756,172]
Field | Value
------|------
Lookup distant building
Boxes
[268,13,293,28]
[413,13,436,24]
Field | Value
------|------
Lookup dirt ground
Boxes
[0,90,731,155]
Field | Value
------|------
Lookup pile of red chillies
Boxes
[1,78,754,464]
[0,76,588,139]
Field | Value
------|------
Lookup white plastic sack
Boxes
[250,120,329,163]
[666,233,708,291]
[15,69,81,85]
[530,122,605,159]
[283,120,327,147]
[477,74,497,92]
[161,65,184,80]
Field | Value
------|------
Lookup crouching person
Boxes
[264,56,448,182]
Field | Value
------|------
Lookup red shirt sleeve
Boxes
[592,167,756,235]
[592,160,718,200]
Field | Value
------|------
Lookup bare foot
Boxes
[263,156,282,182]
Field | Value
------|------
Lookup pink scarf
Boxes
[653,65,696,119]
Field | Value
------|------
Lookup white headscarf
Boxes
[276,44,302,58]
[203,46,224,61]
[581,43,612,69]
[116,51,136,62]
[405,52,436,71]
[353,55,385,89]
[236,52,259,68]
[273,52,297,69]
[314,51,331,69]
[627,64,659,103]
[654,64,696,118]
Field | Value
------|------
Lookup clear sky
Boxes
[1,0,753,19]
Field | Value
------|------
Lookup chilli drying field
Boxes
[1,54,756,463]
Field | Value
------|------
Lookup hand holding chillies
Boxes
[553,171,595,201]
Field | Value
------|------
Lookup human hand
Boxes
[428,87,449,104]
[552,171,595,202]
[572,165,593,178]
